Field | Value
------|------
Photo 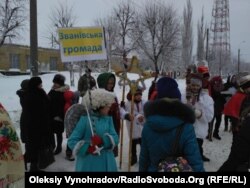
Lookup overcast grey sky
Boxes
[18,0,250,61]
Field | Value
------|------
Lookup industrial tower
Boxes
[210,0,231,75]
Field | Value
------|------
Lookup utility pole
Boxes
[238,48,240,73]
[219,49,222,76]
[205,28,209,61]
[30,0,38,77]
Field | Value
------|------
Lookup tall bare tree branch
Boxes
[95,15,119,71]
[47,0,77,48]
[132,1,180,74]
[112,1,136,59]
[0,0,27,47]
[182,0,193,69]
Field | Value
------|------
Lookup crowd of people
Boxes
[1,65,250,178]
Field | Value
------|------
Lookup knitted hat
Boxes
[29,77,42,89]
[53,74,65,86]
[197,65,210,78]
[82,89,115,110]
[156,77,181,100]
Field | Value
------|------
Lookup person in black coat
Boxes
[16,79,30,169]
[48,74,69,155]
[77,68,96,97]
[218,115,250,171]
[16,79,30,144]
[218,79,250,171]
[25,77,53,171]
[210,76,226,140]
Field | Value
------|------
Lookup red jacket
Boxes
[64,90,74,114]
[223,91,246,119]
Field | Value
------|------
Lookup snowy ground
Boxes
[1,71,232,172]
[41,122,232,172]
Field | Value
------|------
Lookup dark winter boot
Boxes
[66,145,74,161]
[213,133,221,140]
[130,157,137,166]
[30,163,44,172]
[54,133,63,155]
[206,135,213,142]
[24,152,29,171]
[54,146,62,155]
[202,155,210,162]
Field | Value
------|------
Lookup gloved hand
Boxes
[124,113,133,121]
[194,109,202,119]
[91,135,103,146]
[136,114,145,124]
[88,145,96,154]
[88,145,103,155]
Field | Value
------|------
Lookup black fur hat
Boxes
[20,79,30,90]
[53,74,65,86]
[29,77,42,89]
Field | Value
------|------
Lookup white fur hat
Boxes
[237,72,249,86]
[82,89,115,110]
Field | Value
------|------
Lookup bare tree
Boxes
[95,15,119,71]
[112,1,136,61]
[47,0,77,48]
[132,1,180,75]
[46,0,77,86]
[182,0,193,69]
[0,0,27,47]
[196,8,206,63]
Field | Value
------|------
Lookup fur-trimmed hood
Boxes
[144,98,195,132]
[97,73,116,91]
[52,84,70,92]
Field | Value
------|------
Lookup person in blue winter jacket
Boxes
[68,88,119,172]
[139,77,204,172]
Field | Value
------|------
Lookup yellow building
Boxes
[0,44,65,74]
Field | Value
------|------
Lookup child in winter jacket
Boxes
[68,89,119,172]
[122,87,146,166]
[97,72,121,157]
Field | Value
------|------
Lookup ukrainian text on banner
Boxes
[58,27,107,62]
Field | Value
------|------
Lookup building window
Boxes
[50,57,57,70]
[9,54,20,69]
[26,55,31,69]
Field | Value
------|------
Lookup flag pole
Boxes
[119,56,128,169]
[127,82,137,171]
[115,56,153,171]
